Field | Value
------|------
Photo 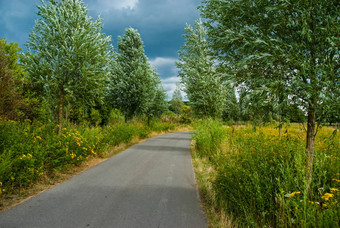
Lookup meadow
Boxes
[192,119,339,227]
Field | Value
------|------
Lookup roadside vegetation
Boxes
[1,0,339,227]
[0,0,191,210]
[192,119,339,227]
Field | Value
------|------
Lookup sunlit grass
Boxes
[0,118,178,197]
[192,120,339,227]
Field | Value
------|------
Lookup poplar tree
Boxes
[109,28,159,121]
[170,84,184,115]
[176,19,225,119]
[200,0,340,185]
[21,0,112,134]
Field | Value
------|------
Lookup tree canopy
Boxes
[176,20,225,119]
[21,0,112,133]
[200,0,340,184]
[0,39,26,120]
[109,28,165,121]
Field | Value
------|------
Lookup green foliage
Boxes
[176,20,225,119]
[200,0,339,145]
[222,82,240,122]
[0,39,27,120]
[109,28,164,121]
[21,0,112,132]
[146,77,168,119]
[169,85,184,115]
[193,121,340,226]
[192,119,226,159]
[179,105,192,124]
[0,118,178,195]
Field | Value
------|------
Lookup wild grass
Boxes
[0,118,179,198]
[192,119,339,227]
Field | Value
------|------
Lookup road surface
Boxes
[0,132,207,228]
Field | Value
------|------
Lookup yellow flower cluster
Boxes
[19,153,33,160]
[321,193,335,201]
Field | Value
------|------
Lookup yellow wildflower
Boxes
[82,147,87,151]
[11,176,14,181]
[36,136,42,140]
[0,181,2,186]
[321,193,334,201]
[289,191,301,197]
[330,188,338,192]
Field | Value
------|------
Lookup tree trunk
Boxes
[306,103,316,192]
[58,89,64,135]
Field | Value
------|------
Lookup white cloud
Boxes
[91,0,139,12]
[161,76,181,99]
[149,57,177,68]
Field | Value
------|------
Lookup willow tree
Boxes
[176,20,225,119]
[200,0,339,184]
[109,28,159,121]
[21,0,112,134]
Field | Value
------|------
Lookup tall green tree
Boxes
[109,28,159,121]
[170,84,184,115]
[0,39,25,120]
[200,0,340,184]
[222,82,240,122]
[147,77,168,121]
[176,19,225,119]
[21,0,112,134]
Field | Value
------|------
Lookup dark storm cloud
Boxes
[0,0,41,46]
[0,0,201,98]
[86,0,201,58]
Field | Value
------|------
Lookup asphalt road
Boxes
[0,132,207,228]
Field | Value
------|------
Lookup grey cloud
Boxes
[0,0,201,98]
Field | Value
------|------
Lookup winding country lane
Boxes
[0,132,207,228]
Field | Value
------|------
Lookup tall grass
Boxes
[0,119,177,195]
[192,119,339,227]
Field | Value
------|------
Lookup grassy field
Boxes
[192,119,339,227]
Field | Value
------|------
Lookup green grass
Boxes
[192,119,340,227]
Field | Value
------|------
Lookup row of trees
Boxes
[177,0,339,189]
[0,0,168,134]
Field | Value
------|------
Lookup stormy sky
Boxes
[0,0,202,98]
